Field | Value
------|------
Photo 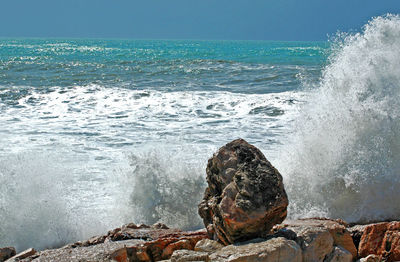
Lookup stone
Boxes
[325,246,353,262]
[358,221,400,262]
[198,139,288,244]
[194,239,224,253]
[357,254,380,262]
[27,239,144,262]
[209,237,302,262]
[161,239,192,258]
[0,247,16,262]
[22,224,207,262]
[6,248,36,261]
[296,226,334,262]
[170,250,210,262]
[274,218,357,260]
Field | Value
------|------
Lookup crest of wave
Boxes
[276,14,400,223]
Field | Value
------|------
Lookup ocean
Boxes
[1,15,400,251]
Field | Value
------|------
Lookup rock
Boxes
[194,239,224,253]
[0,247,16,262]
[358,221,400,262]
[274,218,357,260]
[27,239,144,262]
[6,248,37,262]
[170,250,210,262]
[325,246,353,262]
[295,226,334,262]
[357,254,380,262]
[209,237,302,262]
[161,239,192,258]
[198,139,288,244]
[23,225,207,262]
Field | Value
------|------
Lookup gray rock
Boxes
[194,239,224,253]
[325,246,353,262]
[6,248,36,262]
[198,139,288,244]
[170,250,210,262]
[209,237,302,262]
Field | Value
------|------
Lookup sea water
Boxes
[0,15,399,251]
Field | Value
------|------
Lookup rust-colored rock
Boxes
[0,247,16,262]
[358,221,400,262]
[198,139,288,244]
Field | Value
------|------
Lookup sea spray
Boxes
[117,147,207,230]
[276,14,400,223]
[0,152,117,251]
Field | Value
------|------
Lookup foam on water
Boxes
[276,14,400,223]
[2,15,399,251]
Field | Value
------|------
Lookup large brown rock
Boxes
[198,139,288,244]
[357,221,400,262]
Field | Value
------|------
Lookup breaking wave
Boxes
[277,14,400,223]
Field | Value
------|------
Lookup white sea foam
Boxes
[276,14,400,223]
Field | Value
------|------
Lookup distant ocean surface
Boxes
[1,15,400,252]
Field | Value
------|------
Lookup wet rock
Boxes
[170,250,210,262]
[0,247,16,262]
[209,237,302,262]
[325,246,353,262]
[194,239,224,253]
[198,139,288,244]
[358,221,400,262]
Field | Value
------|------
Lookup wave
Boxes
[276,14,400,223]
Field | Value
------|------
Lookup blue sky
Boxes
[1,0,400,40]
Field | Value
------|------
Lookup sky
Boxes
[1,0,400,41]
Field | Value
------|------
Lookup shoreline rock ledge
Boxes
[198,138,289,244]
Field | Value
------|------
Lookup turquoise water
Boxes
[2,15,400,252]
[0,39,329,250]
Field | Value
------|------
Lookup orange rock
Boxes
[110,248,128,262]
[358,221,400,262]
[161,239,192,259]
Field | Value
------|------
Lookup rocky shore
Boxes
[1,139,399,262]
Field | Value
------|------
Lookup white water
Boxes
[1,14,400,252]
[276,14,400,222]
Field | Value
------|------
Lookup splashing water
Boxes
[276,14,400,223]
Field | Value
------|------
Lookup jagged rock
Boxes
[161,239,192,258]
[296,226,334,262]
[274,218,357,260]
[21,225,207,262]
[24,240,143,262]
[325,246,353,262]
[170,250,210,262]
[0,247,16,262]
[358,221,400,262]
[194,239,224,253]
[198,139,288,244]
[209,237,302,262]
[5,248,37,262]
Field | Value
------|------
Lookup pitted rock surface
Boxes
[198,139,288,244]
